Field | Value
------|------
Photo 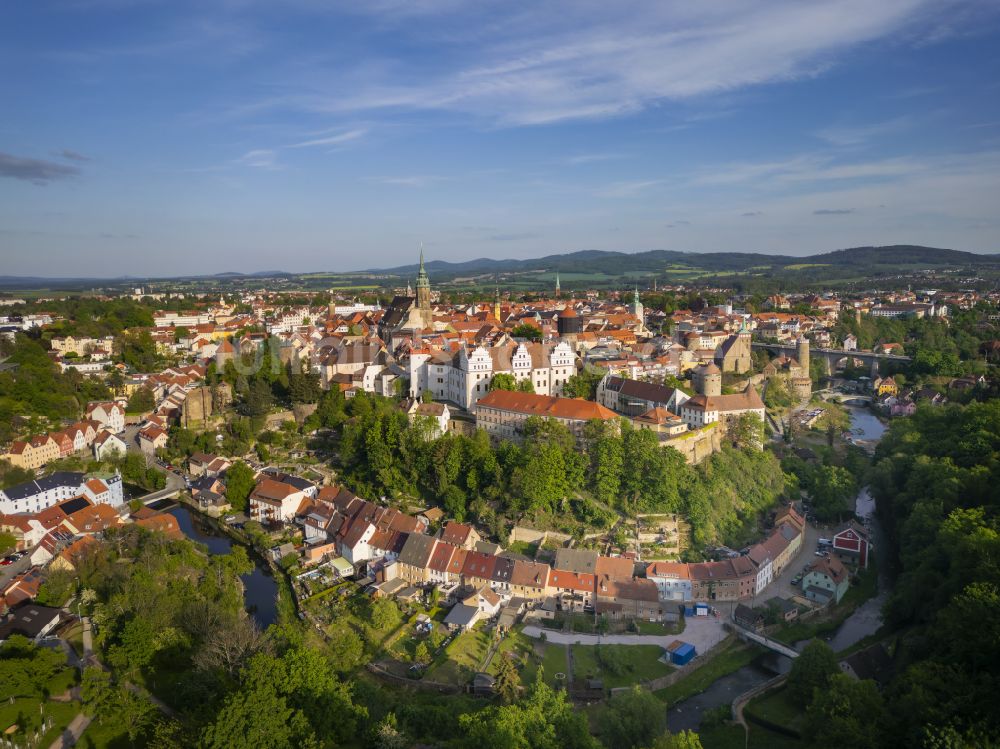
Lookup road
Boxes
[523,614,727,656]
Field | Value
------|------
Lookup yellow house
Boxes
[874,376,898,396]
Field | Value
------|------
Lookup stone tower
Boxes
[493,284,501,322]
[797,336,810,375]
[415,246,433,328]
[696,363,722,397]
[555,272,561,298]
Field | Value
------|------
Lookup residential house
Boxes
[646,561,692,602]
[595,577,662,621]
[248,478,308,525]
[92,430,126,460]
[438,521,481,550]
[509,560,552,600]
[396,533,437,584]
[803,557,850,605]
[138,424,168,456]
[85,402,125,434]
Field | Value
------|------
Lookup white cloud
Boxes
[287,128,368,148]
[814,116,913,146]
[236,149,278,168]
[259,0,984,126]
[368,175,445,187]
[596,179,662,198]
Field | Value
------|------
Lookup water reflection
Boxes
[166,505,279,629]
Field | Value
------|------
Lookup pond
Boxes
[166,504,279,629]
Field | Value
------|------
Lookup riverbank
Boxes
[165,501,288,629]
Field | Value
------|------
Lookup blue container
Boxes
[670,642,696,666]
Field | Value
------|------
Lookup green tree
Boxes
[493,653,522,704]
[599,686,665,749]
[127,386,155,413]
[786,640,839,707]
[370,598,401,631]
[490,373,519,391]
[805,674,888,749]
[225,461,256,512]
[731,412,764,450]
[642,731,704,749]
[510,323,543,342]
[459,673,598,749]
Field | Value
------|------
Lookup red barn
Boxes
[832,521,871,569]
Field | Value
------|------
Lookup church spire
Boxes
[555,272,561,298]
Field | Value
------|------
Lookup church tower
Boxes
[493,284,502,322]
[415,246,433,329]
[630,285,644,321]
[555,272,561,298]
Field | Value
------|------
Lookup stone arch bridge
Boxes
[751,341,911,376]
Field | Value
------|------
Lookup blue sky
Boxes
[1,0,999,277]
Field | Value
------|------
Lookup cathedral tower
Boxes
[415,246,433,329]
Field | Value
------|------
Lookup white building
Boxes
[408,341,576,410]
[645,562,693,602]
[0,472,124,515]
[85,402,126,434]
[678,385,766,430]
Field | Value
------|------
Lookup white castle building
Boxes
[408,341,576,410]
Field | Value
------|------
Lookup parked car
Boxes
[1,557,14,566]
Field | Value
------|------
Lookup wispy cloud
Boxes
[286,127,368,148]
[252,0,972,126]
[742,211,763,217]
[596,179,662,198]
[53,149,91,162]
[815,116,912,146]
[565,152,625,165]
[0,152,81,184]
[368,175,444,187]
[235,149,278,169]
[813,208,854,215]
[489,232,537,241]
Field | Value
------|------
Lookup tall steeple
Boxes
[630,284,644,322]
[493,281,501,322]
[413,243,433,330]
[555,272,561,298]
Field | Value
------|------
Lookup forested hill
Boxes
[372,245,1000,279]
[866,400,1000,745]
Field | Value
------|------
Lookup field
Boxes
[570,644,673,688]
[424,626,492,684]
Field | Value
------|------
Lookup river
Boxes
[667,406,889,732]
[165,504,279,629]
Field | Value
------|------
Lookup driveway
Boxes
[523,614,727,655]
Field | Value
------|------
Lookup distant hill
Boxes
[371,245,999,278]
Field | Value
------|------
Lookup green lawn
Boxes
[654,640,762,707]
[0,697,81,748]
[425,627,492,685]
[540,643,569,685]
[488,629,540,685]
[570,644,673,688]
[745,687,805,735]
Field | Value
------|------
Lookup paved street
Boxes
[523,614,727,655]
